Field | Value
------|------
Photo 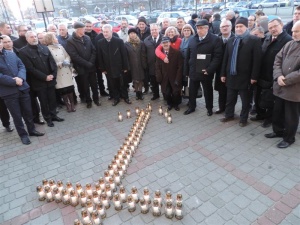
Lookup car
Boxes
[252,0,281,8]
[139,11,149,18]
[198,7,214,18]
[77,15,98,24]
[51,17,73,29]
[295,0,300,5]
[235,1,252,8]
[220,8,257,18]
[156,11,190,27]
[220,2,238,10]
[144,11,162,24]
[114,15,138,26]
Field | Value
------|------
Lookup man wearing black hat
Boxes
[97,24,131,106]
[220,17,262,127]
[156,37,183,111]
[66,22,100,109]
[184,19,223,116]
[188,14,198,33]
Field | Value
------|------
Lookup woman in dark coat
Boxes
[125,28,147,100]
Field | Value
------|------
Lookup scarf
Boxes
[170,35,178,43]
[230,30,249,76]
[129,37,140,49]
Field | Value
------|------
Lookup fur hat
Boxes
[235,17,248,28]
[128,28,138,35]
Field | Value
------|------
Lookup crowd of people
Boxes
[0,6,299,148]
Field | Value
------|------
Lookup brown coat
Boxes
[155,47,183,94]
[273,40,300,102]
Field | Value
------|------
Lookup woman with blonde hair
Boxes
[44,32,75,112]
[155,26,182,62]
[125,28,147,100]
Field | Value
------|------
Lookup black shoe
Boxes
[167,105,173,111]
[87,102,92,108]
[174,106,180,111]
[139,94,144,100]
[184,108,195,115]
[215,109,225,114]
[29,130,45,137]
[265,132,283,138]
[46,120,54,127]
[277,140,293,148]
[100,91,109,97]
[108,96,113,100]
[207,110,213,116]
[261,120,271,128]
[52,116,64,122]
[250,109,257,115]
[5,125,14,132]
[124,99,132,104]
[239,121,248,127]
[250,116,264,121]
[33,119,45,125]
[143,88,149,94]
[94,101,101,106]
[21,136,31,145]
[112,99,120,106]
[151,96,159,100]
[220,117,234,122]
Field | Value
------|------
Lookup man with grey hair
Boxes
[250,27,265,42]
[57,23,70,48]
[256,16,269,35]
[117,19,129,43]
[47,24,57,34]
[226,11,236,33]
[252,18,292,128]
[66,22,100,108]
[97,24,131,106]
[19,31,64,127]
[265,20,300,148]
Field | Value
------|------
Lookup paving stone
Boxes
[198,201,218,217]
[248,200,268,216]
[225,202,242,215]
[233,194,252,209]
[217,207,233,221]
[205,213,225,225]
[190,208,205,223]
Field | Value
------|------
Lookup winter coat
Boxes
[97,36,129,78]
[283,20,293,37]
[155,37,182,61]
[125,41,147,81]
[185,32,223,81]
[57,33,70,49]
[48,44,74,90]
[65,32,96,75]
[155,47,183,94]
[221,34,262,90]
[210,19,221,35]
[85,30,98,46]
[273,40,300,102]
[258,30,292,88]
[144,35,162,76]
[13,36,28,51]
[188,20,197,33]
[19,44,57,91]
[0,50,29,97]
[136,26,151,41]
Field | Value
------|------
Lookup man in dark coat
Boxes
[144,24,162,100]
[156,37,183,111]
[226,11,236,33]
[0,22,17,41]
[84,20,98,46]
[220,17,262,127]
[0,37,44,144]
[0,98,13,132]
[19,31,64,127]
[13,25,28,51]
[66,22,100,108]
[184,19,223,116]
[251,18,292,128]
[283,6,300,36]
[97,24,131,106]
[57,23,70,49]
[188,14,198,33]
[210,13,221,35]
[214,19,235,114]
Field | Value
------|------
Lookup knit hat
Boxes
[137,17,147,25]
[73,22,85,29]
[192,13,198,20]
[235,17,248,28]
[128,28,138,35]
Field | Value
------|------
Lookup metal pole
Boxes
[17,0,24,21]
[42,12,47,31]
[1,0,12,29]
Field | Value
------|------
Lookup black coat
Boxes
[94,32,119,44]
[214,33,235,91]
[97,36,129,78]
[283,20,293,37]
[258,31,292,88]
[221,34,262,90]
[13,36,27,51]
[144,35,162,76]
[185,32,223,81]
[85,30,98,46]
[210,19,221,35]
[65,32,96,75]
[19,44,57,91]
[125,41,147,81]
[136,26,151,41]
[156,47,183,94]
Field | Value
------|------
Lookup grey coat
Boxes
[273,40,300,102]
[125,41,147,81]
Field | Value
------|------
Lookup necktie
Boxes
[271,37,276,42]
[154,37,157,43]
[223,38,227,44]
[165,51,168,56]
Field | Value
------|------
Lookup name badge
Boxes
[197,54,206,60]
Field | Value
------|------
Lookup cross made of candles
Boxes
[36,104,183,224]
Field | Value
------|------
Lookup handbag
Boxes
[182,78,202,99]
[259,88,274,109]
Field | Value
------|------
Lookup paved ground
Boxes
[0,87,299,225]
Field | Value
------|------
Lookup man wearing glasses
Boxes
[13,25,28,51]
